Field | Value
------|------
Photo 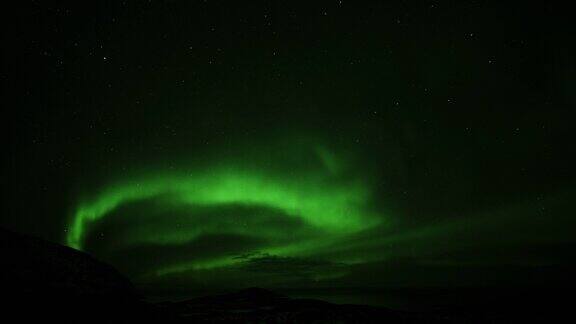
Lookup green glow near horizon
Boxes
[66,143,384,277]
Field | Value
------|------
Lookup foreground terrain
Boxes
[0,227,569,323]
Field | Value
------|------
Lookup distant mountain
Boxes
[155,287,447,323]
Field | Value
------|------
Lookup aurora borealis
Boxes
[67,140,383,276]
[4,0,576,303]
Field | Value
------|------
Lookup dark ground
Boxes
[1,227,573,323]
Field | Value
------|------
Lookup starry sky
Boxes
[3,0,576,297]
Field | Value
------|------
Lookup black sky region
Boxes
[3,0,576,298]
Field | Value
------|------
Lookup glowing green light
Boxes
[66,142,385,278]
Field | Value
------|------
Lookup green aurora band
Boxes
[65,138,572,283]
[66,141,385,276]
[66,138,571,284]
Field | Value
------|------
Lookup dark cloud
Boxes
[236,253,347,279]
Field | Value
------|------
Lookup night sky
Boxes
[4,1,576,298]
